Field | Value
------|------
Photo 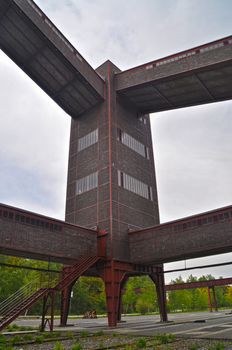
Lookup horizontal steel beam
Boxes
[166,277,232,291]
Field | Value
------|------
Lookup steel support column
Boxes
[212,286,218,312]
[150,265,168,322]
[60,266,76,326]
[40,290,55,332]
[101,260,132,327]
[117,275,129,322]
[207,287,213,312]
[212,287,218,311]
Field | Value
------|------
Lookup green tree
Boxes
[225,286,232,306]
[72,277,106,315]
[122,276,157,314]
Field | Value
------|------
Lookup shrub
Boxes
[7,324,19,332]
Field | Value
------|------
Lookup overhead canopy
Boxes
[116,36,232,114]
[0,0,105,118]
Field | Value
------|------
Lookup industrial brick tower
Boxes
[64,60,163,326]
[66,61,159,260]
[0,0,232,329]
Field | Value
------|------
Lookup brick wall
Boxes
[129,206,232,264]
[0,204,97,264]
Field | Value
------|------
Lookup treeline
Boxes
[0,255,232,315]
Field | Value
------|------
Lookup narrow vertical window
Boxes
[78,129,98,152]
[117,128,122,142]
[148,186,153,201]
[117,129,149,158]
[118,171,153,201]
[145,147,149,160]
[76,172,98,195]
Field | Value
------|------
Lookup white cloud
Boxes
[0,0,232,281]
[0,52,70,219]
[151,101,232,222]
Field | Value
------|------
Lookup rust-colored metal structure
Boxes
[0,0,232,329]
[166,277,232,312]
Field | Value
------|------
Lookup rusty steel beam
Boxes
[0,262,60,273]
[164,261,232,274]
[165,277,232,291]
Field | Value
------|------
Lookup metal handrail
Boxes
[0,282,32,309]
[0,273,59,317]
[0,256,99,329]
[0,280,40,316]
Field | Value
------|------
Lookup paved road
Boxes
[13,311,232,340]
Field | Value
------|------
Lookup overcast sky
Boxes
[0,0,232,283]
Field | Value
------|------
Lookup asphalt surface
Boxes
[13,311,232,340]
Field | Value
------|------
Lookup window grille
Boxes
[117,129,149,159]
[76,172,98,195]
[118,171,153,200]
[78,129,98,152]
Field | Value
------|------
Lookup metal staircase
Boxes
[0,255,100,331]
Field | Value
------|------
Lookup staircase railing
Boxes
[56,256,99,291]
[0,273,59,318]
[0,256,100,329]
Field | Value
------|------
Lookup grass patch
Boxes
[35,335,44,343]
[208,343,226,350]
[154,333,176,344]
[23,333,33,341]
[52,341,64,350]
[66,330,74,339]
[94,330,104,336]
[0,335,6,344]
[189,344,200,350]
[136,337,147,348]
[10,335,22,345]
[80,330,89,338]
[71,343,83,350]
